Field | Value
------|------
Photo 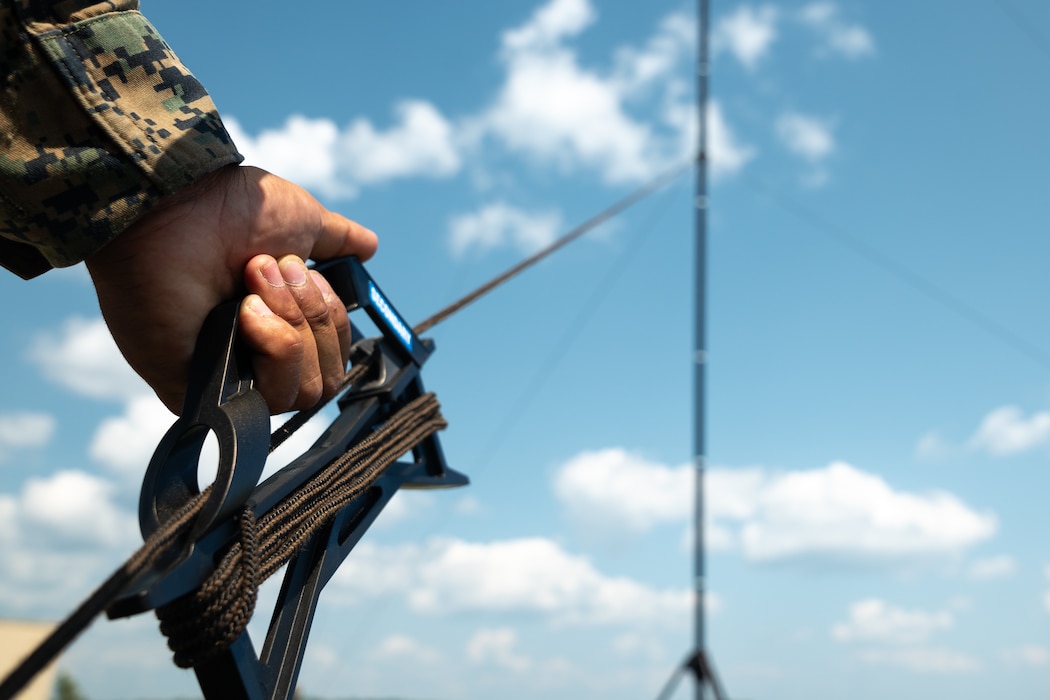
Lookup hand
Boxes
[85,165,379,414]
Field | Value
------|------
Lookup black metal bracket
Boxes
[106,256,467,700]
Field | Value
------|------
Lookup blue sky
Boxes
[2,1,1050,698]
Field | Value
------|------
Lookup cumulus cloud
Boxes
[30,317,148,401]
[503,0,595,51]
[966,554,1016,581]
[20,471,137,548]
[483,12,666,182]
[832,599,953,645]
[916,405,1050,459]
[373,490,436,530]
[707,102,757,178]
[775,111,835,186]
[1002,645,1050,668]
[554,451,996,568]
[449,202,564,257]
[89,395,175,478]
[0,411,55,455]
[339,101,462,185]
[739,462,995,565]
[833,598,980,673]
[968,405,1050,457]
[776,112,836,162]
[553,448,691,531]
[712,5,779,70]
[467,628,532,671]
[225,0,752,209]
[613,13,694,92]
[798,2,876,59]
[372,634,442,664]
[0,470,139,615]
[226,101,461,200]
[856,647,981,674]
[661,98,755,180]
[332,536,690,626]
[914,431,954,461]
[475,0,734,185]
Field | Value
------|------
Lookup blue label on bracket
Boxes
[369,281,413,351]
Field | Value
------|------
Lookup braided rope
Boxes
[155,392,447,667]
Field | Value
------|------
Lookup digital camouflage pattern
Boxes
[0,0,242,278]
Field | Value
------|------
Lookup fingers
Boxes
[239,254,351,413]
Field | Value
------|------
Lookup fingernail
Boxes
[248,296,275,317]
[261,260,283,288]
[310,270,337,302]
[280,259,308,287]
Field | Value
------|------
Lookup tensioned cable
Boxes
[742,174,1050,372]
[0,159,693,700]
[995,0,1050,60]
[464,178,682,480]
[413,158,692,335]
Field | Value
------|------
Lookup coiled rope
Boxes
[156,391,446,667]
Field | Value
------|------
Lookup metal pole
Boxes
[693,0,710,698]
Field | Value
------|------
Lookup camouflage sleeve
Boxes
[0,0,243,279]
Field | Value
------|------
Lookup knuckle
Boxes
[303,303,332,329]
[297,378,324,409]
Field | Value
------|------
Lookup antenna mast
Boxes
[693,0,710,693]
[690,0,728,698]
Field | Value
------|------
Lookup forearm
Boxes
[0,0,241,278]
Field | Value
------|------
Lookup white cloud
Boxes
[0,411,55,453]
[833,598,980,674]
[832,599,953,645]
[467,628,532,671]
[968,405,1050,457]
[372,634,442,664]
[798,2,876,59]
[712,5,779,70]
[453,495,484,515]
[89,395,175,477]
[503,0,595,52]
[739,462,995,565]
[554,449,766,537]
[776,112,836,162]
[662,98,755,180]
[231,0,751,200]
[448,202,564,258]
[373,490,436,530]
[856,647,981,674]
[554,452,996,568]
[613,13,694,92]
[477,0,719,185]
[482,43,659,183]
[20,470,137,548]
[0,469,139,616]
[226,101,461,200]
[966,554,1016,581]
[553,448,691,531]
[339,101,462,185]
[1002,645,1050,668]
[31,317,149,401]
[332,536,690,626]
[610,632,666,661]
[915,431,954,461]
[707,101,756,178]
[225,115,341,196]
